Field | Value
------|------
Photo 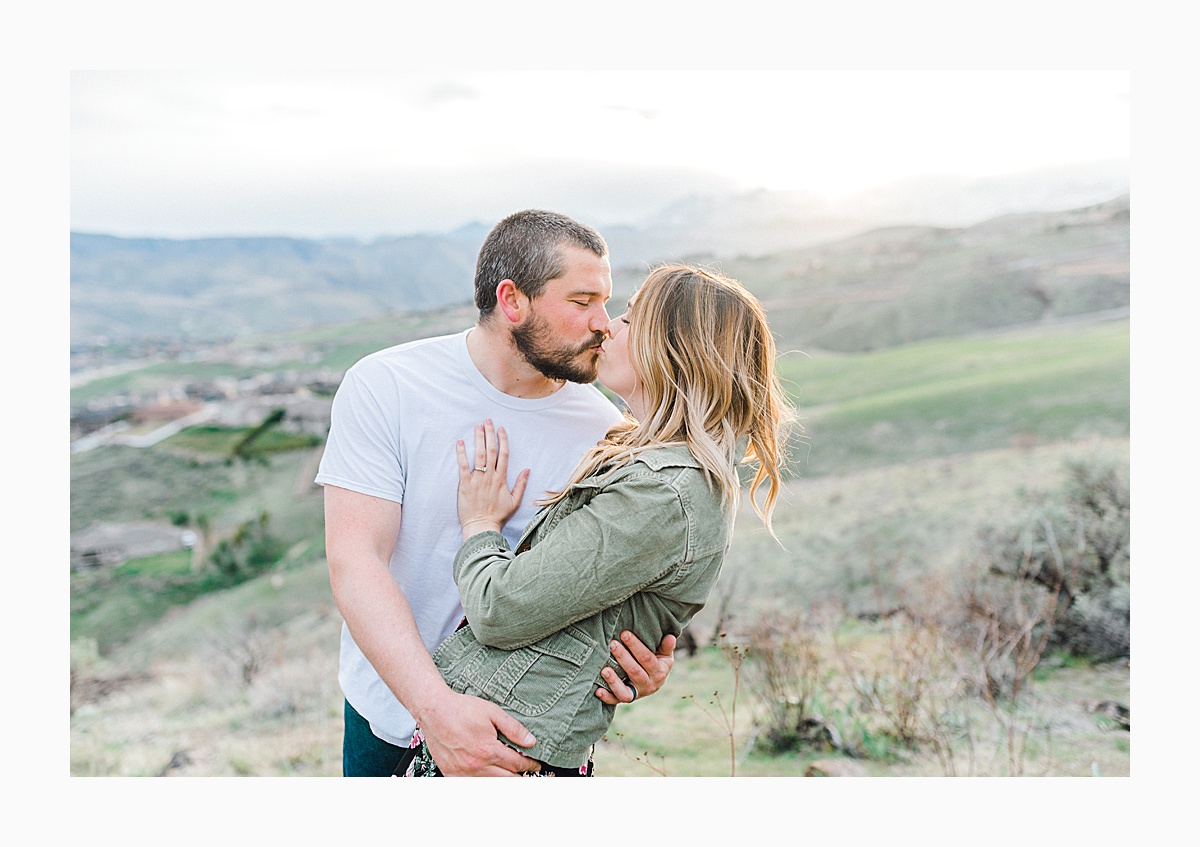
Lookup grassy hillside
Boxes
[721,196,1128,353]
[787,317,1129,477]
[70,443,326,654]
[70,443,324,538]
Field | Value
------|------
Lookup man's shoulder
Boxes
[344,330,466,379]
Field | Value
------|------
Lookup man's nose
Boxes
[591,305,612,336]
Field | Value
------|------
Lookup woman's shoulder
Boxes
[626,447,726,509]
[626,447,732,548]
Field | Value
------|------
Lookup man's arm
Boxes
[323,485,540,776]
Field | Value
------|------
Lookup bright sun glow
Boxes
[70,70,1130,237]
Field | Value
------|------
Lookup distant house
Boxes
[70,521,196,571]
[132,399,205,424]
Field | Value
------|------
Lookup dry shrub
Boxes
[952,564,1066,702]
[973,457,1130,665]
[743,610,826,754]
[838,616,956,749]
[1058,584,1129,660]
[208,615,281,687]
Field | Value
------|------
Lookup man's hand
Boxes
[416,690,542,776]
[596,632,676,705]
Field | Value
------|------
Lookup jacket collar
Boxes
[564,444,701,491]
[630,444,702,471]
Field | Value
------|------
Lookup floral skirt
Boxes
[393,727,593,777]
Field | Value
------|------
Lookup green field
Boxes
[784,318,1128,477]
[166,424,323,457]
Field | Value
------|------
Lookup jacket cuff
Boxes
[453,530,511,570]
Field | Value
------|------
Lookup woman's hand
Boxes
[455,419,530,540]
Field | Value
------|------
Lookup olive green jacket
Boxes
[433,445,733,768]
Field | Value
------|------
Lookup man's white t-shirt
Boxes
[315,328,623,745]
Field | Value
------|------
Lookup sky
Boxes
[69,69,1131,240]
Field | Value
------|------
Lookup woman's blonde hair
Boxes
[542,264,796,534]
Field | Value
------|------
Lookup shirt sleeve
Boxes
[451,472,690,650]
[314,367,406,503]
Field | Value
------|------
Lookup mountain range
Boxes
[70,160,1129,345]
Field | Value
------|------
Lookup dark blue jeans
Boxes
[342,699,408,777]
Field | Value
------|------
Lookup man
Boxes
[317,209,676,776]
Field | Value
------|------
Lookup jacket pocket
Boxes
[461,625,596,718]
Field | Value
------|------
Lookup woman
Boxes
[397,264,795,776]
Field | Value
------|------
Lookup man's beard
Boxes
[511,311,604,384]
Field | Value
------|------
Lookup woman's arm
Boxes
[453,471,689,650]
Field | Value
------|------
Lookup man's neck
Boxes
[466,322,564,400]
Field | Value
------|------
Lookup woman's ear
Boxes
[496,279,528,325]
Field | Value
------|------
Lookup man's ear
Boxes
[496,279,528,325]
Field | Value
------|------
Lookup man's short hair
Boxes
[473,210,608,315]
